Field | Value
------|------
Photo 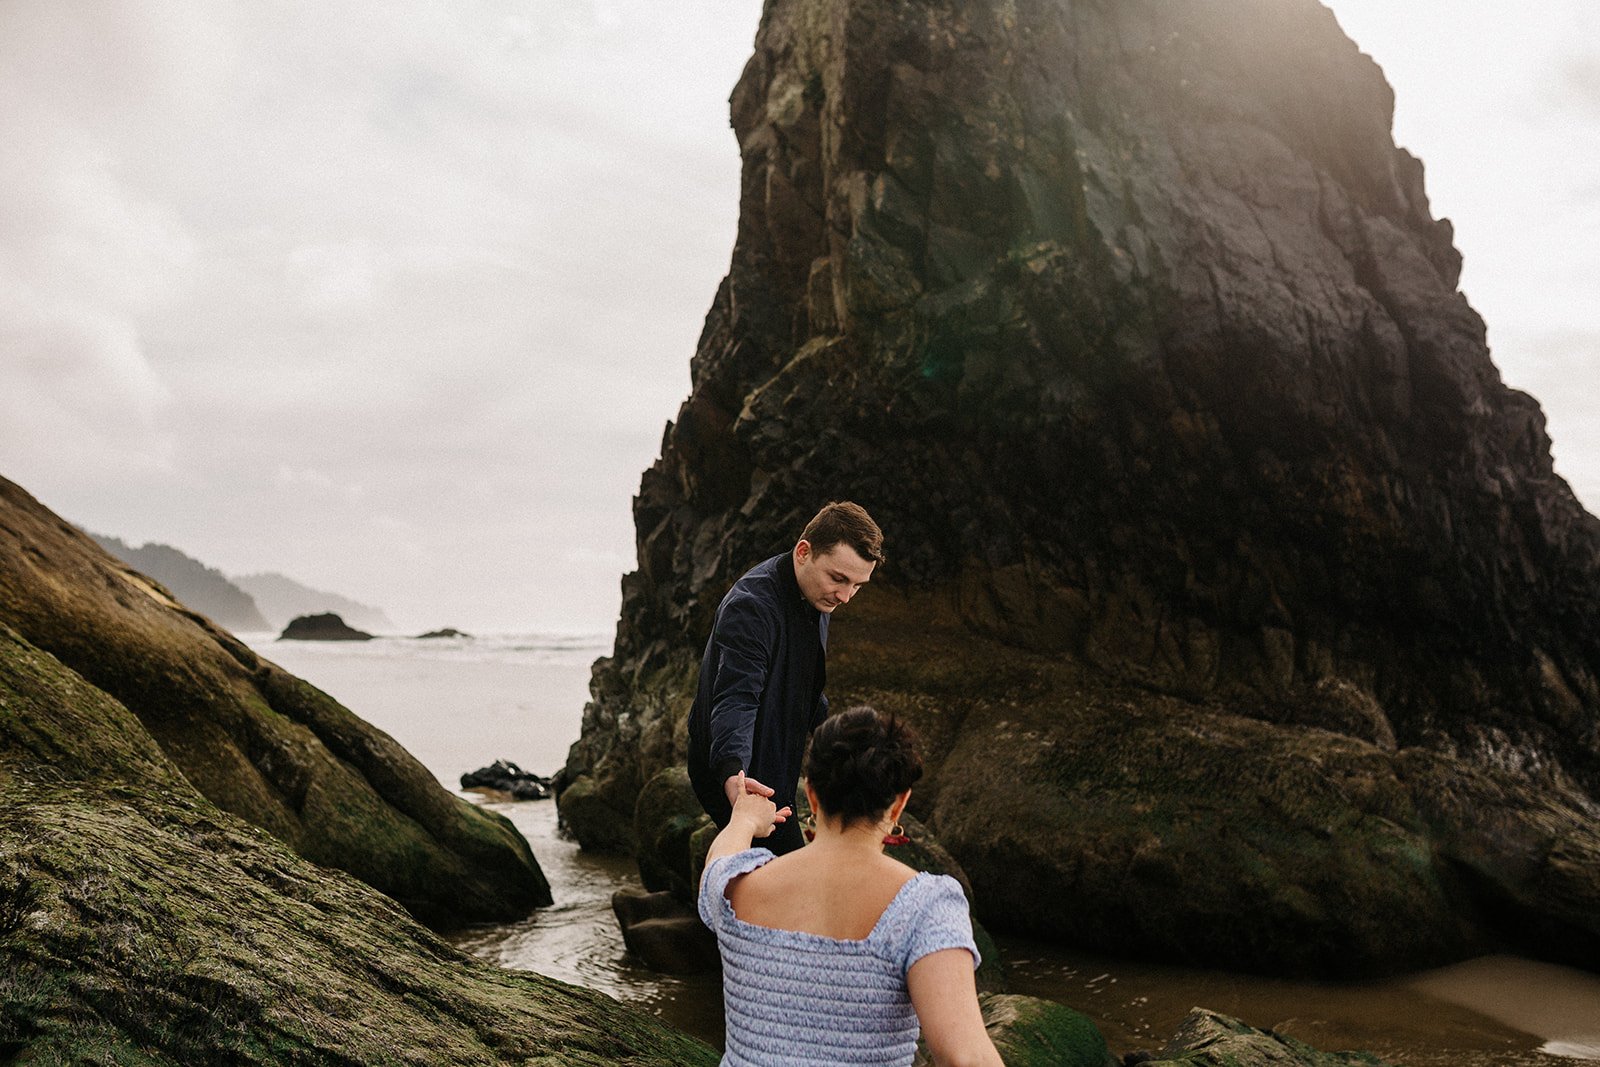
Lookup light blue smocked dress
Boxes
[697,848,980,1067]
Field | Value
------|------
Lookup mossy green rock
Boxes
[970,994,1118,1067]
[633,766,713,900]
[918,643,1476,976]
[559,772,638,855]
[0,476,545,927]
[0,604,715,1064]
[0,774,715,1065]
[1141,1009,1397,1066]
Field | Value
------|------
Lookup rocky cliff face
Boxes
[560,0,1600,976]
[0,476,546,927]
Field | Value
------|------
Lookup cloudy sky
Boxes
[2,2,1596,634]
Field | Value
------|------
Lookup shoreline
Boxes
[251,632,1600,1064]
[463,796,1600,1065]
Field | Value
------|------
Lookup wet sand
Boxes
[998,934,1599,1066]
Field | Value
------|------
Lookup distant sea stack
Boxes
[280,612,374,641]
[559,0,1600,978]
[88,533,270,633]
[235,571,396,633]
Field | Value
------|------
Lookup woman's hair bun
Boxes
[803,706,923,825]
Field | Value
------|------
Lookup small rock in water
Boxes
[279,612,374,641]
[461,759,551,800]
[416,627,471,639]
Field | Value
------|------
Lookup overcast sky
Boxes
[2,2,1596,633]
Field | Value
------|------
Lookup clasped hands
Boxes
[723,771,793,839]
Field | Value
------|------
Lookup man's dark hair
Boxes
[800,501,884,564]
[804,706,922,825]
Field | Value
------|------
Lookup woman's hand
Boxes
[729,772,792,839]
[703,773,797,877]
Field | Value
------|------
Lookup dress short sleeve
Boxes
[899,875,980,972]
[696,847,776,928]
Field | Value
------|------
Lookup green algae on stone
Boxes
[0,774,716,1066]
[975,993,1119,1067]
[1140,1009,1397,1066]
[633,766,714,900]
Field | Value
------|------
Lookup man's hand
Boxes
[724,771,781,818]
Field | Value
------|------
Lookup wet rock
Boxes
[611,888,720,975]
[279,612,373,641]
[1140,1009,1397,1066]
[929,681,1479,976]
[461,760,552,800]
[634,766,714,900]
[925,994,1118,1067]
[418,627,472,639]
[0,575,711,1063]
[557,772,636,855]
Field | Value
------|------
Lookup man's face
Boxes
[793,540,875,613]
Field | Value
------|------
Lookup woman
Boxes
[697,707,1003,1067]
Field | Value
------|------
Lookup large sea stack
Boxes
[560,0,1600,977]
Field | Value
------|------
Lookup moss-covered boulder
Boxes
[0,475,545,927]
[0,610,714,1064]
[1139,1009,1397,1066]
[945,994,1118,1067]
[0,775,715,1064]
[634,766,714,900]
[919,642,1480,976]
[559,771,638,855]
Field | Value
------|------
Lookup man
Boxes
[686,501,883,855]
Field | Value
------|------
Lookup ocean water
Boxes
[241,631,603,787]
[243,632,1600,1064]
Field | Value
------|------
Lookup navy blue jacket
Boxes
[686,553,829,826]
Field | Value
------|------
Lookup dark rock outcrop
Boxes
[611,887,721,975]
[559,0,1600,977]
[279,612,374,641]
[461,759,552,800]
[634,767,716,901]
[420,627,473,639]
[0,476,546,927]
